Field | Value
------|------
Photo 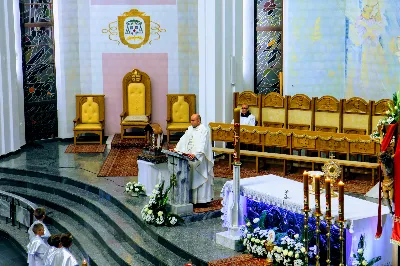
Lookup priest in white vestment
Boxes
[173,114,214,204]
[231,104,256,126]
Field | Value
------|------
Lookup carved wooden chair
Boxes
[233,91,262,126]
[73,95,105,145]
[120,69,151,139]
[341,97,371,135]
[166,94,196,143]
[313,96,342,133]
[287,94,314,131]
[261,92,287,128]
[371,99,393,134]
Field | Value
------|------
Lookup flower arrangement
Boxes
[271,234,308,266]
[239,216,277,257]
[125,181,145,196]
[371,91,400,140]
[351,234,381,266]
[141,181,183,226]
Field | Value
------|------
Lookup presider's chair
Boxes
[166,94,196,143]
[120,69,151,139]
[73,95,105,145]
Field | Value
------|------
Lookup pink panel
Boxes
[102,53,168,136]
[91,0,176,5]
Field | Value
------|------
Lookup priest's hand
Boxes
[187,154,195,160]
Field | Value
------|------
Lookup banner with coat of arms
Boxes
[102,9,166,49]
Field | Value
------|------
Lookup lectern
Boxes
[162,150,193,215]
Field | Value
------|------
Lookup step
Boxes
[0,175,188,265]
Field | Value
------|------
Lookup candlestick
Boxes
[338,180,344,221]
[325,178,332,218]
[233,108,240,162]
[339,221,346,266]
[303,171,309,211]
[315,175,321,215]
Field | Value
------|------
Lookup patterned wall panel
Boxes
[20,0,57,141]
[255,0,283,95]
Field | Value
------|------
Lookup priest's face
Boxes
[191,114,201,128]
[241,104,249,114]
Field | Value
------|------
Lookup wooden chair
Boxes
[261,92,287,128]
[341,97,371,135]
[313,96,342,133]
[120,69,151,139]
[371,99,393,134]
[73,95,105,145]
[233,91,262,125]
[166,94,196,143]
[287,94,314,131]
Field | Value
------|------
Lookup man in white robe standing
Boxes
[173,114,214,204]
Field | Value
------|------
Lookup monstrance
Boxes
[322,153,341,197]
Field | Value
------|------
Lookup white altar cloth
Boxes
[137,160,170,196]
[221,174,392,265]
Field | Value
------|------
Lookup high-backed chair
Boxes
[341,97,371,135]
[73,95,105,145]
[233,91,261,125]
[120,69,151,139]
[371,99,393,134]
[313,96,342,133]
[261,92,287,128]
[287,94,314,130]
[166,94,196,143]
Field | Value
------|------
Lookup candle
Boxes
[314,175,321,214]
[325,178,332,218]
[82,259,88,266]
[338,181,345,221]
[303,171,309,211]
[234,108,240,124]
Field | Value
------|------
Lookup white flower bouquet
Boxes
[125,181,145,196]
[239,216,279,258]
[371,91,400,140]
[141,181,183,226]
[351,234,381,266]
[271,234,308,266]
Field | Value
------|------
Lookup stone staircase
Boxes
[0,172,189,266]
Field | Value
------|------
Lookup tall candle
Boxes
[325,178,332,218]
[233,108,241,161]
[303,171,309,211]
[338,181,345,221]
[314,175,321,214]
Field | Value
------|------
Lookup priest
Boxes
[231,104,256,126]
[173,114,214,204]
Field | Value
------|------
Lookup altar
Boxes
[221,174,392,265]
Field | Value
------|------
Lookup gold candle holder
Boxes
[338,220,346,266]
[81,259,88,266]
[315,213,321,266]
[325,216,332,266]
[303,209,310,265]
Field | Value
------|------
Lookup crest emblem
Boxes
[118,9,150,49]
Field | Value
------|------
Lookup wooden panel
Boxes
[211,129,234,142]
[288,124,310,130]
[262,92,285,108]
[241,131,260,144]
[316,139,348,153]
[263,121,284,128]
[315,96,340,112]
[343,97,369,114]
[349,142,376,155]
[288,94,312,110]
[292,136,316,149]
[344,128,366,135]
[315,126,338,133]
[264,133,288,147]
[236,91,259,106]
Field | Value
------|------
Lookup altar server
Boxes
[28,207,51,241]
[231,104,256,126]
[44,234,61,266]
[27,223,49,266]
[173,114,214,204]
[52,233,79,266]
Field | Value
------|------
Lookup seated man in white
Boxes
[231,104,256,126]
[173,114,214,204]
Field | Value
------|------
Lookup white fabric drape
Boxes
[0,0,25,156]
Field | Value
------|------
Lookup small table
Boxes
[137,160,169,196]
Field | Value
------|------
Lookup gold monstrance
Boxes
[322,153,341,197]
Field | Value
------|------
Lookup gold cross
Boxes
[329,152,335,159]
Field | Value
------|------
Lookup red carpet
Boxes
[65,144,106,153]
[208,254,265,266]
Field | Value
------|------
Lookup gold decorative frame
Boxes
[118,9,150,49]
